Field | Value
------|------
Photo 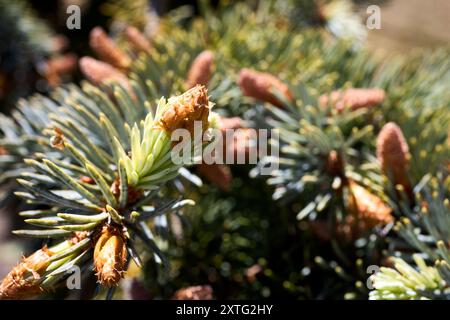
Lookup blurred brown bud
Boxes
[186,50,214,89]
[245,264,263,284]
[310,181,393,242]
[125,26,152,54]
[44,53,78,86]
[227,128,257,159]
[172,285,213,300]
[90,27,131,70]
[79,57,132,93]
[197,163,232,191]
[376,122,412,197]
[238,68,293,108]
[348,180,393,229]
[217,117,256,160]
[319,88,385,112]
[51,35,69,52]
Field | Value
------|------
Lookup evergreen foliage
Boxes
[0,0,448,300]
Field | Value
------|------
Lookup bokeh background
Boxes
[0,0,449,298]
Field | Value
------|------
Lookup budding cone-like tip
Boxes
[376,122,412,195]
[237,68,293,108]
[93,225,127,287]
[158,85,211,136]
[90,27,131,70]
[186,50,215,89]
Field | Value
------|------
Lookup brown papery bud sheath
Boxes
[238,68,293,108]
[376,122,412,196]
[0,247,53,300]
[93,225,127,287]
[186,50,214,89]
[90,27,131,70]
[157,85,211,137]
[125,26,152,54]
